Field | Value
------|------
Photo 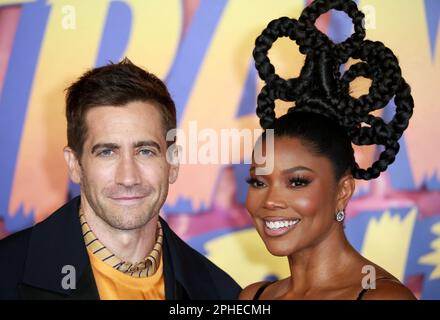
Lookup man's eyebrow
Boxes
[91,141,162,154]
[133,140,161,152]
[91,143,119,154]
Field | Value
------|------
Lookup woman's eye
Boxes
[289,177,310,188]
[246,177,266,188]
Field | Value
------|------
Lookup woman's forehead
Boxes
[252,136,334,174]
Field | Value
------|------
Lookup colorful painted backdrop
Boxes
[0,0,439,299]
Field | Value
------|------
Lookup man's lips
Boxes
[111,196,146,200]
[109,195,147,204]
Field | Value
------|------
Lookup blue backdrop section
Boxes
[405,215,440,299]
[425,0,440,59]
[95,1,132,67]
[166,0,228,123]
[0,0,49,231]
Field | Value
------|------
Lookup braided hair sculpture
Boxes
[253,0,414,181]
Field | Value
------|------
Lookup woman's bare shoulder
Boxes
[360,278,417,300]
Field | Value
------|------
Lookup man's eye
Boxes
[138,149,154,156]
[99,149,114,157]
[245,177,266,188]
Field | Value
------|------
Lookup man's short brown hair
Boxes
[65,58,176,157]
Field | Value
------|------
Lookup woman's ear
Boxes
[336,174,355,210]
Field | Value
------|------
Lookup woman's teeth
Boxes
[265,219,300,230]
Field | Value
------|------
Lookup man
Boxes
[0,58,241,299]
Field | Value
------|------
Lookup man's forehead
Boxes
[84,102,161,121]
[83,103,166,146]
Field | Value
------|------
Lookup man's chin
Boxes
[105,215,153,231]
[98,204,155,230]
[110,223,148,231]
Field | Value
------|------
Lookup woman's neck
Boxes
[284,224,359,297]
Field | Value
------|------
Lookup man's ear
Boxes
[167,143,180,184]
[336,174,355,211]
[63,146,81,184]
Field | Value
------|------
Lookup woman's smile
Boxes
[262,217,301,237]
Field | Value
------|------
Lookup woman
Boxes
[240,0,416,300]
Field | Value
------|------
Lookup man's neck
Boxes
[82,207,158,264]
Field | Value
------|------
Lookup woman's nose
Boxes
[263,187,288,210]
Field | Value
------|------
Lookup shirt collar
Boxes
[79,210,163,278]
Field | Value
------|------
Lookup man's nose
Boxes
[115,155,142,186]
[263,187,287,210]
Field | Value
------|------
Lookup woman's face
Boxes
[246,136,353,257]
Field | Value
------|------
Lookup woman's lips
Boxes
[262,217,301,237]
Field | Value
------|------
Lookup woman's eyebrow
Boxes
[282,166,315,174]
[249,166,315,174]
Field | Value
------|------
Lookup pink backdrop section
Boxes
[0,5,20,96]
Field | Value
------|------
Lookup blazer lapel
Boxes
[18,262,98,299]
[160,217,213,300]
[19,197,99,300]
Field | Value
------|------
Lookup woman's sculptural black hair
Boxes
[253,0,414,180]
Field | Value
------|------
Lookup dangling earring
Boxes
[335,210,345,222]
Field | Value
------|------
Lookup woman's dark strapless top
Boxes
[252,277,395,300]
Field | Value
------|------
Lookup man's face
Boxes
[64,101,178,230]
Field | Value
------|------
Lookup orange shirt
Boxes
[87,249,165,300]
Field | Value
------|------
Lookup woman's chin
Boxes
[265,242,299,257]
